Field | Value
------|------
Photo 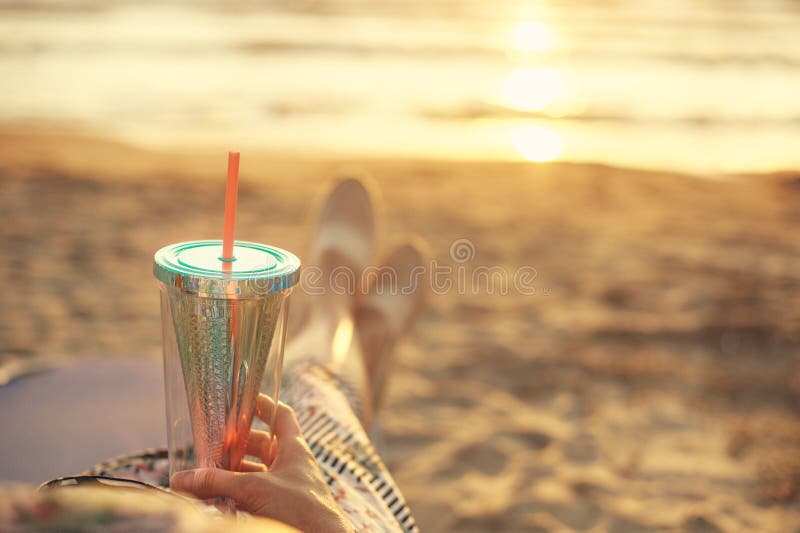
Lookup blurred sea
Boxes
[1,0,800,173]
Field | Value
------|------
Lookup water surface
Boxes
[1,0,799,173]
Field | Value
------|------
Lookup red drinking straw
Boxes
[222,151,240,262]
[223,151,242,470]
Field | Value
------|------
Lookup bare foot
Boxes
[285,177,377,367]
[354,240,428,418]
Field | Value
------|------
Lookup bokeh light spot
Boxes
[500,68,564,112]
[513,21,551,52]
[510,124,565,162]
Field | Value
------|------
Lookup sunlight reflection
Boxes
[513,21,550,52]
[510,124,565,162]
[331,316,354,365]
[500,68,564,112]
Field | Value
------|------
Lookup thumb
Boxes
[171,468,247,502]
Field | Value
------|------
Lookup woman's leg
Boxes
[284,177,376,371]
[351,241,427,427]
[274,178,427,532]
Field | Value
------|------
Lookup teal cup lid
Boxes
[153,240,301,299]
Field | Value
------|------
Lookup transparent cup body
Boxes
[158,282,291,486]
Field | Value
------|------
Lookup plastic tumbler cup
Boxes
[154,239,300,502]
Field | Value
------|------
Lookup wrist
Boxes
[313,504,353,533]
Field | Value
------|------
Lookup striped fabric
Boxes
[277,363,418,533]
[57,361,418,532]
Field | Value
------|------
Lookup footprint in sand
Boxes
[564,432,598,463]
[498,429,552,451]
[454,442,508,476]
[683,515,723,533]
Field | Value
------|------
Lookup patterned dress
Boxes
[39,361,418,533]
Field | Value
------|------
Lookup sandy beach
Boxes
[2,128,800,531]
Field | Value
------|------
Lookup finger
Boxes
[239,459,267,473]
[255,393,276,422]
[256,395,301,439]
[246,429,273,464]
[170,468,249,502]
[274,401,302,438]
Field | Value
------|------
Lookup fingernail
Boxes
[171,469,195,490]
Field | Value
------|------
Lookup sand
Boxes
[2,128,800,531]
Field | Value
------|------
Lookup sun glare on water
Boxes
[500,19,569,163]
[500,68,564,112]
[513,21,551,52]
[510,124,565,162]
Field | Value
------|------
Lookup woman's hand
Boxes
[171,395,352,533]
